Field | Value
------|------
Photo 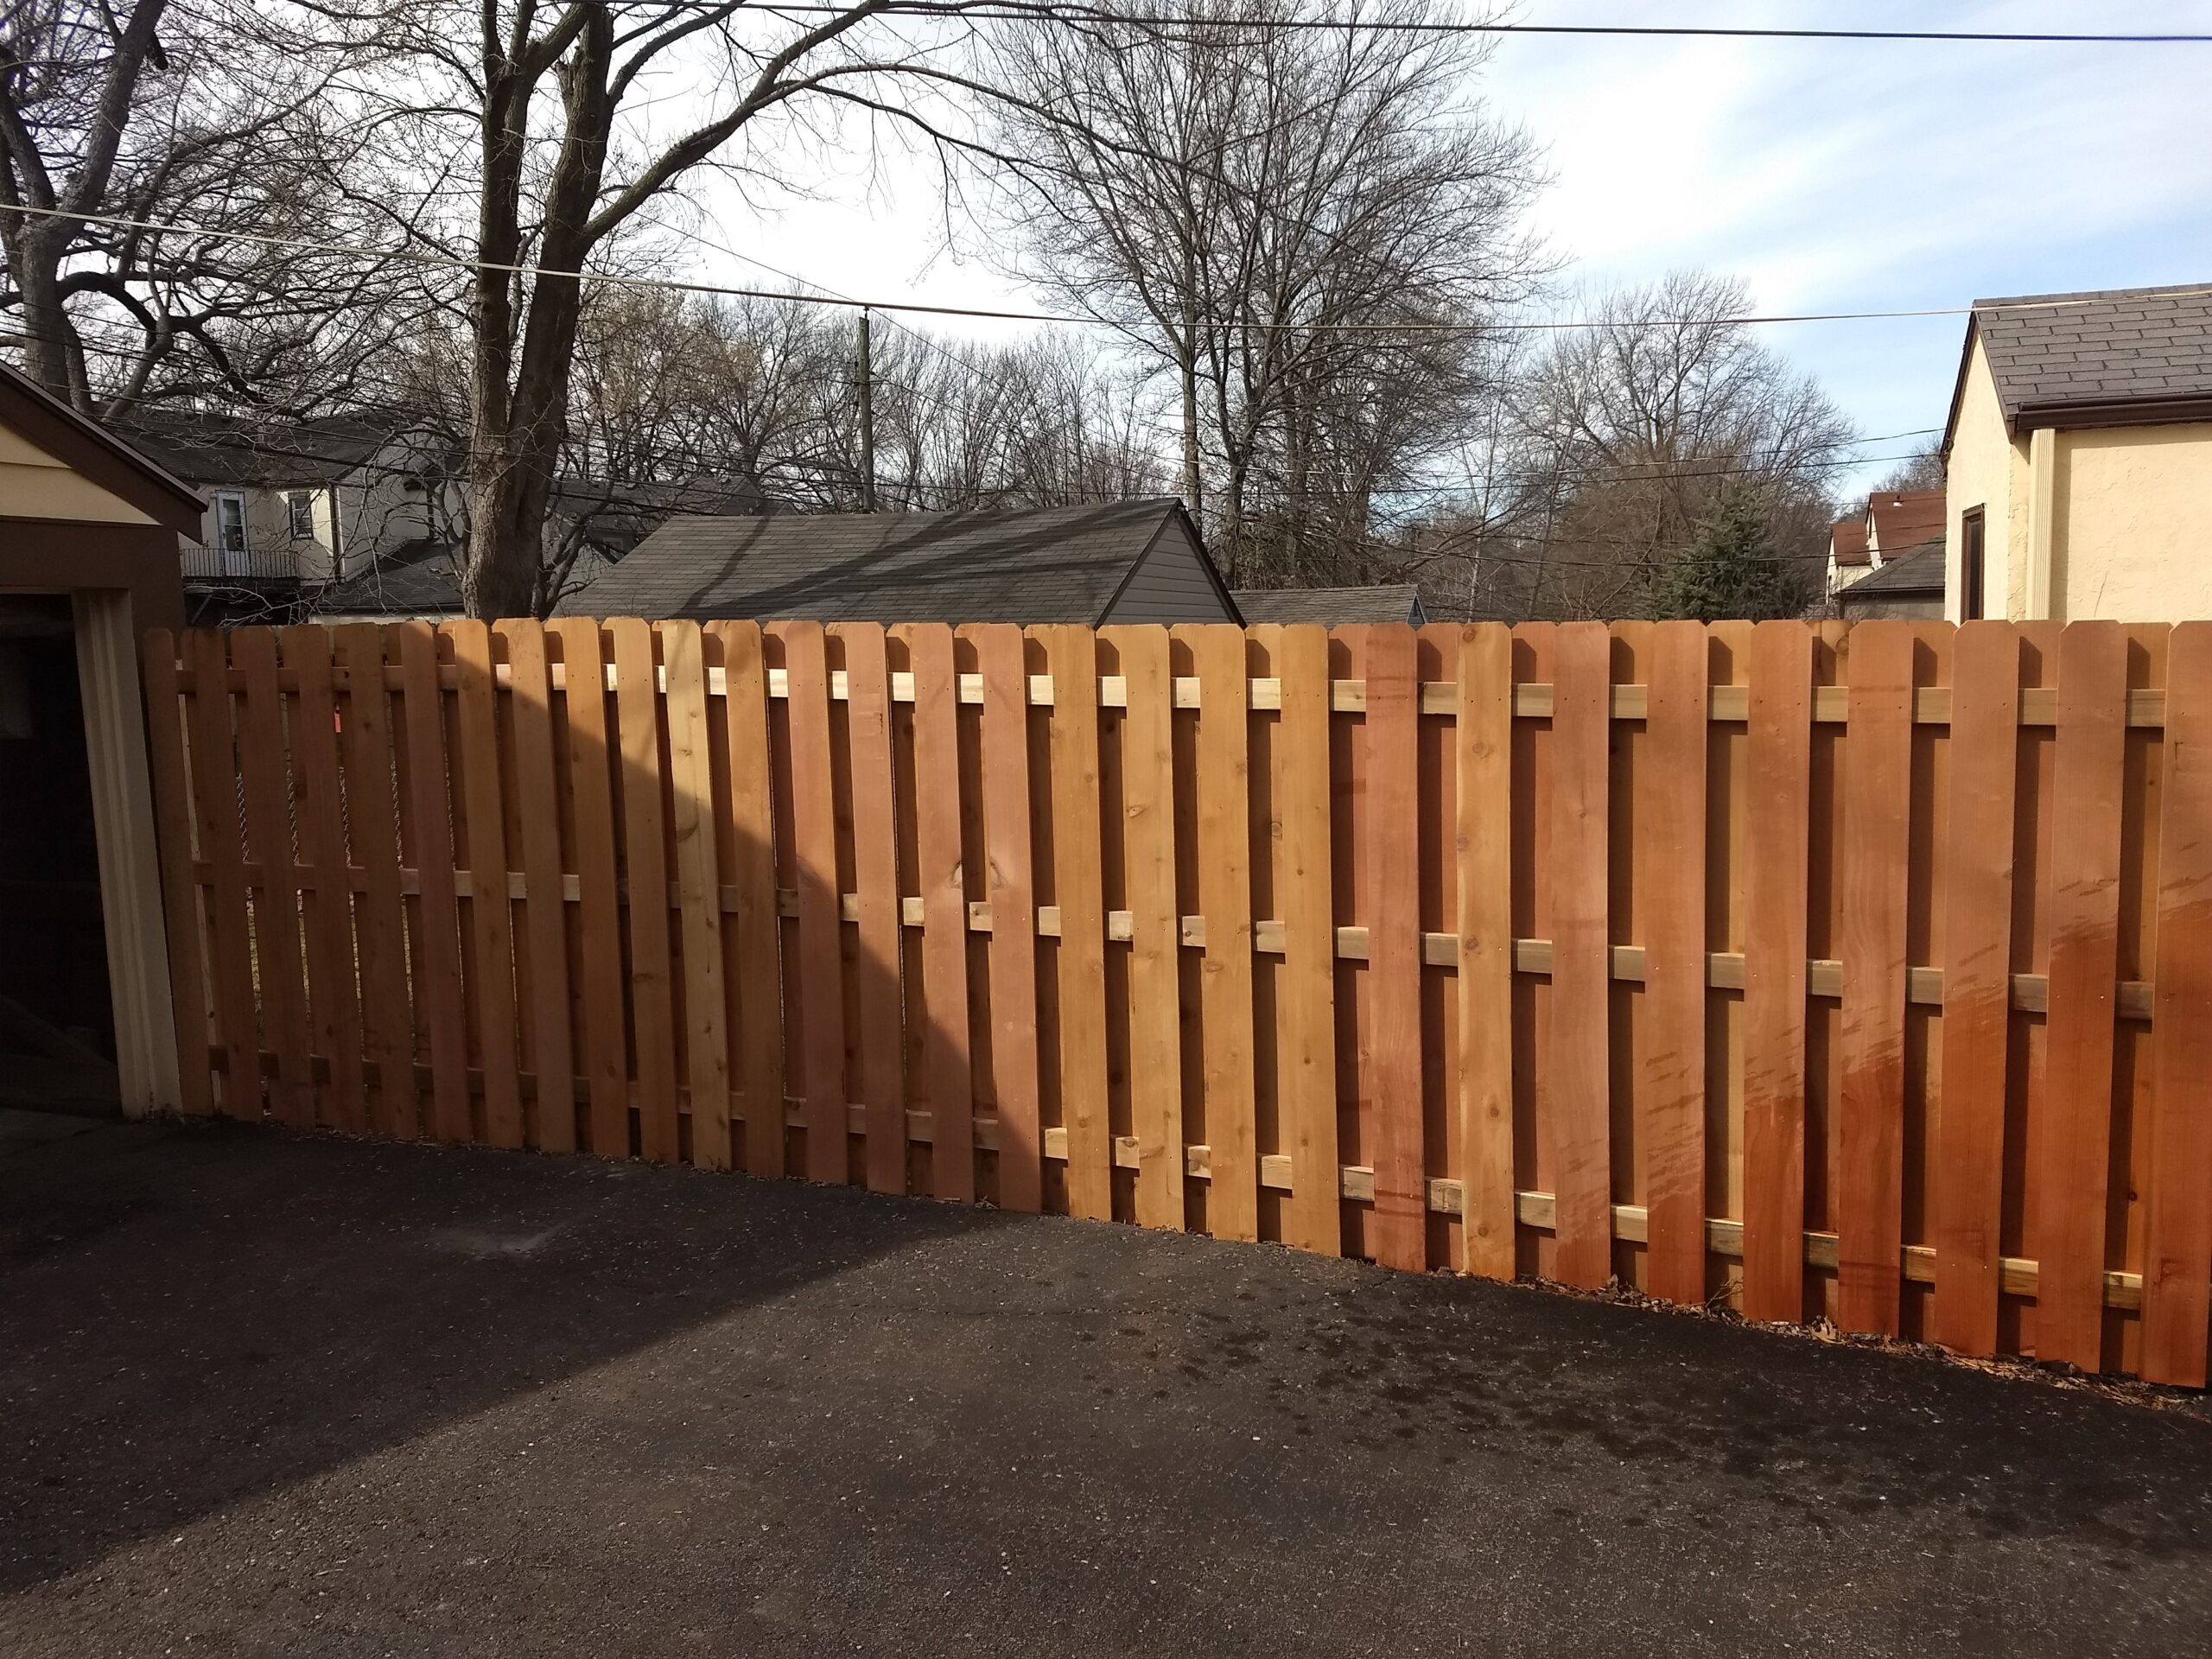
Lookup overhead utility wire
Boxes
[10,202,2207,336]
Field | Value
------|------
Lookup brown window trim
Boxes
[1960,506,1986,621]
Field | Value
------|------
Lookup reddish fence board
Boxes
[144,617,2212,1382]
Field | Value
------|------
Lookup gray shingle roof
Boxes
[558,499,1190,624]
[1231,584,1426,626]
[315,541,463,614]
[1844,538,1945,599]
[1972,281,2212,425]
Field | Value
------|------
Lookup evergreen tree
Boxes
[1649,485,1813,621]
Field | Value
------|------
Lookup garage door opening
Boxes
[0,596,120,1114]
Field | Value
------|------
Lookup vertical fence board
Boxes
[662,621,732,1172]
[549,620,628,1158]
[906,625,974,1202]
[973,624,1043,1212]
[835,625,904,1193]
[1549,622,1613,1288]
[2143,622,2212,1385]
[229,628,314,1125]
[771,623,849,1183]
[1935,622,2022,1357]
[393,622,470,1141]
[1454,623,1515,1278]
[447,620,524,1150]
[1040,626,1113,1221]
[1362,626,1426,1270]
[494,621,576,1154]
[1836,621,1914,1334]
[281,626,365,1134]
[1642,620,1709,1305]
[1184,625,1259,1243]
[332,626,416,1139]
[609,620,679,1163]
[705,621,785,1179]
[2038,622,2130,1368]
[1105,625,1184,1229]
[1742,621,1813,1322]
[186,629,262,1116]
[1275,625,1341,1255]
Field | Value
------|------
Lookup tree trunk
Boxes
[3,227,83,404]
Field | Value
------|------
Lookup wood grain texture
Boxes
[1641,620,1709,1306]
[610,619,679,1163]
[705,621,785,1179]
[2142,622,2212,1386]
[662,620,732,1171]
[549,619,630,1160]
[771,622,849,1184]
[1933,621,2021,1357]
[1835,621,1913,1334]
[1181,624,1259,1243]
[1360,625,1426,1270]
[1041,625,1114,1221]
[1548,621,1613,1288]
[446,620,524,1150]
[332,625,416,1140]
[394,620,471,1142]
[836,624,904,1193]
[228,628,314,1125]
[970,624,1042,1212]
[2037,621,2129,1370]
[1103,625,1183,1228]
[493,621,576,1154]
[1742,620,1812,1323]
[280,626,365,1134]
[905,624,975,1201]
[138,632,215,1117]
[1274,625,1341,1255]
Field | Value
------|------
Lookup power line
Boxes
[10,201,2201,336]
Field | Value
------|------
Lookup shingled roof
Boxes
[1231,584,1426,626]
[1840,537,1946,600]
[1951,280,2212,439]
[560,499,1220,624]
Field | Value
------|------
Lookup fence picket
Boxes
[973,624,1043,1212]
[904,624,974,1201]
[705,621,785,1179]
[549,620,629,1158]
[392,621,471,1142]
[1040,625,1113,1221]
[1835,621,1914,1334]
[1548,622,1613,1288]
[331,626,416,1138]
[182,631,257,1117]
[1642,620,1709,1305]
[1934,621,2022,1357]
[771,622,849,1184]
[140,632,214,1116]
[1361,625,1426,1270]
[1743,620,1813,1322]
[2143,623,2212,1386]
[836,624,905,1194]
[447,620,525,1150]
[494,620,576,1154]
[281,625,365,1133]
[229,628,315,1125]
[663,620,732,1171]
[609,619,679,1163]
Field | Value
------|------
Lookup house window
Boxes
[1960,507,1986,621]
[213,492,247,553]
[288,491,315,540]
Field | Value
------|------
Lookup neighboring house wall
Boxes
[0,427,156,524]
[1946,337,2212,622]
[1097,524,1237,624]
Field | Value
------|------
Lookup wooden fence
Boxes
[141,617,2212,1385]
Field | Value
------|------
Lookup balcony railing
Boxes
[180,543,317,585]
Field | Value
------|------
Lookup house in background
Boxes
[1943,281,2212,621]
[1834,539,1946,620]
[1827,488,1945,605]
[1232,583,1427,626]
[562,499,1238,625]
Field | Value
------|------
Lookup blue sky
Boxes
[692,0,2212,493]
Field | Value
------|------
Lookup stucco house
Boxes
[1827,488,1944,603]
[562,499,1239,625]
[1941,281,2212,621]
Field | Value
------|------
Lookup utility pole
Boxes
[857,308,877,512]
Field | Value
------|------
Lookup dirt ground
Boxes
[3,1115,2209,1657]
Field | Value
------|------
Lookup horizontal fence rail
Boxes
[143,617,2212,1385]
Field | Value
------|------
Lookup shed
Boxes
[559,499,1238,625]
[0,360,194,1117]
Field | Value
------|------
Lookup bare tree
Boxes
[984,0,1541,584]
[1497,270,1855,619]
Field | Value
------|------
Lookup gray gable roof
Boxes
[559,499,1206,624]
[1232,583,1426,626]
[1966,281,2212,430]
[1845,538,1945,598]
